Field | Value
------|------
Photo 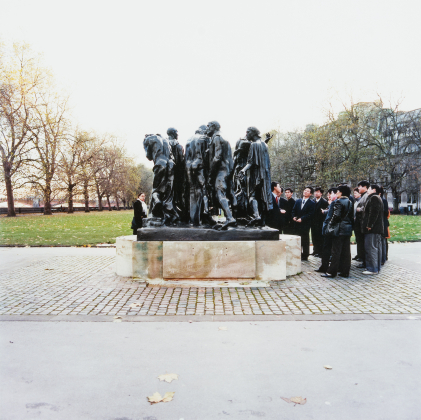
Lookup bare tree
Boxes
[28,89,69,215]
[0,43,46,216]
[368,100,421,212]
[56,128,99,213]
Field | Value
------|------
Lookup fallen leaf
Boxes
[281,396,307,405]
[219,326,228,331]
[148,392,163,404]
[324,365,333,370]
[147,391,175,404]
[158,373,178,383]
[162,392,175,402]
[129,302,141,308]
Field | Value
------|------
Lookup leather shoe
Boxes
[338,273,349,278]
[321,273,335,278]
[356,264,366,269]
[314,268,326,273]
[352,256,360,261]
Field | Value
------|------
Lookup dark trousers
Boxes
[382,237,388,264]
[327,236,351,276]
[365,233,382,273]
[311,224,324,255]
[320,236,333,271]
[299,228,311,260]
[354,220,365,262]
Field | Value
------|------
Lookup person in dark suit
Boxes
[315,188,338,273]
[277,187,288,233]
[292,186,316,261]
[283,187,296,234]
[311,187,328,257]
[266,182,283,231]
[132,193,147,235]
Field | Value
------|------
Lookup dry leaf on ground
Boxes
[162,392,175,402]
[147,392,175,404]
[324,365,333,370]
[148,392,163,404]
[281,396,307,405]
[158,373,178,383]
[219,326,228,331]
[129,302,141,308]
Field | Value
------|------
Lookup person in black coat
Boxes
[310,187,328,257]
[361,184,384,274]
[321,185,354,278]
[292,186,316,261]
[379,186,390,264]
[132,193,147,235]
[266,182,283,231]
[283,187,296,234]
[316,188,338,273]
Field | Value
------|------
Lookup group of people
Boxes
[267,180,390,277]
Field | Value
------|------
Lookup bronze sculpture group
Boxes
[143,122,273,230]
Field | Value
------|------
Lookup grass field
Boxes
[0,212,420,246]
[0,210,133,246]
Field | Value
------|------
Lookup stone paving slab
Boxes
[0,255,420,317]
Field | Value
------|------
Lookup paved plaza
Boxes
[0,244,420,318]
[1,245,420,420]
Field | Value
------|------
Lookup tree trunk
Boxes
[43,185,52,215]
[115,195,120,210]
[96,184,103,211]
[67,182,74,213]
[391,185,400,214]
[84,180,90,212]
[106,195,112,211]
[3,167,16,217]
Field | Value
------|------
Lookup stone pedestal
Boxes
[278,234,301,276]
[115,236,289,285]
[116,235,137,276]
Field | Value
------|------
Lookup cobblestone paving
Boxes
[0,256,420,316]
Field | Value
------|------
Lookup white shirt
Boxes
[138,199,148,215]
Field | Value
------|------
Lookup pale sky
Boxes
[2,0,421,165]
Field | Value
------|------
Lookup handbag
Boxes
[325,200,351,237]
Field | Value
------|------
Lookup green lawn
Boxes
[388,214,421,242]
[0,212,420,247]
[0,210,133,246]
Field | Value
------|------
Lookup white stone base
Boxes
[115,235,297,285]
[278,234,301,276]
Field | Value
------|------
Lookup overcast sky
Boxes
[2,0,420,164]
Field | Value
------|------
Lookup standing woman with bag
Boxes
[322,185,354,278]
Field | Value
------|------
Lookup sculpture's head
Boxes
[195,125,208,135]
[167,127,178,139]
[246,127,261,141]
[207,121,221,136]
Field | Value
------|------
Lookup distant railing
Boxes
[0,206,132,215]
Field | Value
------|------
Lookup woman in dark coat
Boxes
[322,185,354,278]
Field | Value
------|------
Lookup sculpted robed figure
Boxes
[239,127,272,225]
[143,134,179,225]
